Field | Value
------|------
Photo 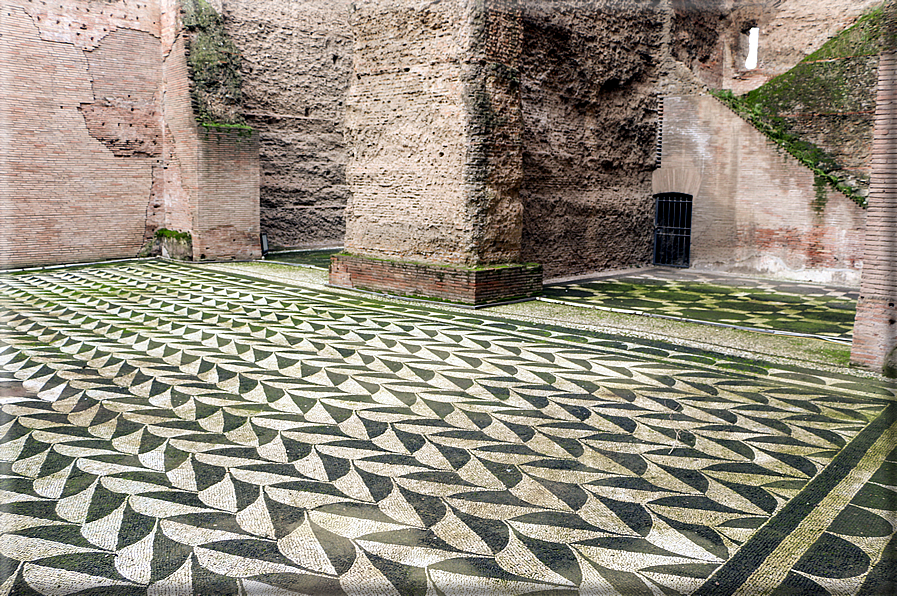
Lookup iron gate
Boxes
[653,192,693,267]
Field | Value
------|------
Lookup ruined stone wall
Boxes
[0,0,162,268]
[658,95,866,285]
[1,0,260,269]
[519,0,663,278]
[343,0,523,267]
[672,0,881,95]
[211,0,353,249]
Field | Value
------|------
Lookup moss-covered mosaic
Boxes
[544,273,858,341]
[0,260,894,594]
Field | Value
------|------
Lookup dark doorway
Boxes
[653,192,693,267]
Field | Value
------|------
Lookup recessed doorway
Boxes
[653,192,693,267]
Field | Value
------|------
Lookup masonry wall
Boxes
[0,0,162,269]
[160,1,261,262]
[343,0,523,267]
[0,0,260,269]
[658,94,866,286]
[211,0,353,249]
[518,0,663,279]
[330,254,542,305]
[672,0,881,96]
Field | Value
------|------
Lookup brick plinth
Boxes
[330,254,542,305]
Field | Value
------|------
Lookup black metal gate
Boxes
[653,192,693,267]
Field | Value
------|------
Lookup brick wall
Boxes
[330,254,542,305]
[657,94,866,286]
[1,0,260,269]
[852,47,897,374]
[194,126,260,261]
[161,7,261,262]
[0,2,159,269]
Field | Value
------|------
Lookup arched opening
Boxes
[653,192,693,267]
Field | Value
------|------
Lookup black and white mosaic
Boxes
[0,261,894,595]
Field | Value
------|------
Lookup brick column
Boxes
[852,3,897,375]
[334,0,539,304]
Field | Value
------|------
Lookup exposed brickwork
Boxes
[160,5,261,262]
[193,126,260,261]
[330,254,542,305]
[0,3,155,269]
[80,28,163,159]
[852,47,897,374]
[658,94,866,286]
[1,0,260,268]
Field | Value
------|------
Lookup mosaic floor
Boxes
[0,260,894,596]
[544,269,858,341]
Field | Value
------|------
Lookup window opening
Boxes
[745,26,759,70]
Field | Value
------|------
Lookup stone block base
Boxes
[330,254,542,305]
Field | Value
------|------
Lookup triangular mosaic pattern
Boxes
[0,261,894,595]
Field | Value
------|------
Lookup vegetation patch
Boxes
[710,5,887,208]
[154,228,192,242]
[180,0,246,127]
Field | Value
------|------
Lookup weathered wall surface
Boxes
[343,0,523,266]
[734,9,884,201]
[0,1,162,269]
[212,0,353,249]
[519,0,663,278]
[1,0,260,269]
[672,0,882,95]
[161,0,261,262]
[658,95,866,285]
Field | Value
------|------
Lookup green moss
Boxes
[336,252,540,272]
[805,6,885,61]
[709,4,888,209]
[180,0,246,127]
[154,228,192,242]
[711,88,867,207]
